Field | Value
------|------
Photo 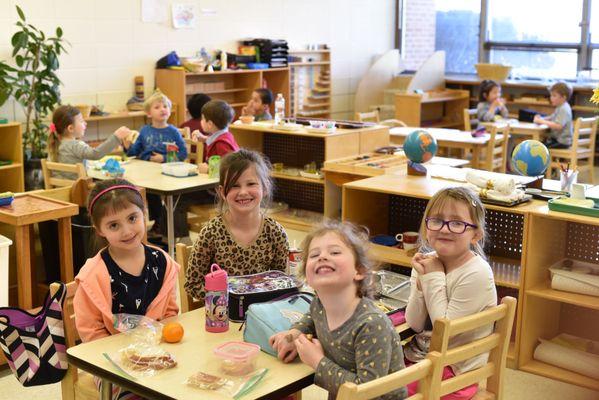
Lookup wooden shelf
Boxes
[289,50,330,54]
[369,243,413,267]
[527,282,599,310]
[425,120,464,129]
[572,105,597,112]
[270,208,323,232]
[85,111,145,122]
[289,61,330,67]
[230,102,247,107]
[186,88,248,95]
[507,100,551,107]
[420,94,470,104]
[296,110,331,117]
[0,162,23,171]
[490,257,521,289]
[271,172,324,185]
[520,360,599,392]
[185,68,288,76]
[302,103,331,109]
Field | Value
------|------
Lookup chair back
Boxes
[463,108,478,131]
[571,117,598,155]
[184,138,204,165]
[355,110,380,123]
[176,243,203,313]
[429,296,517,400]
[178,127,191,139]
[337,353,439,400]
[380,119,408,128]
[41,159,87,190]
[483,124,510,173]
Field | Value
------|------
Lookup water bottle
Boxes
[274,93,285,125]
[205,264,229,332]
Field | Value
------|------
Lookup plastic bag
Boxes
[113,314,163,345]
[113,342,177,378]
[186,368,268,399]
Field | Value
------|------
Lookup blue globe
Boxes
[511,140,550,176]
[403,130,438,164]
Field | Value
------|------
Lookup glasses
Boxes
[425,217,478,234]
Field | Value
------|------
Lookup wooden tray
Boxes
[480,195,532,207]
[324,153,408,176]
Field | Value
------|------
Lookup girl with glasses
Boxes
[404,187,498,400]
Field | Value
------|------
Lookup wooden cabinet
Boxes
[155,68,290,125]
[394,89,469,129]
[289,49,331,118]
[0,122,24,193]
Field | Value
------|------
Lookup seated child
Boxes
[270,220,407,400]
[476,79,509,122]
[180,93,211,133]
[534,81,573,149]
[191,100,239,173]
[242,88,273,121]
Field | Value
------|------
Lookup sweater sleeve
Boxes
[405,268,428,332]
[73,284,111,343]
[477,102,495,122]
[210,141,236,158]
[314,315,396,395]
[184,223,215,301]
[291,306,316,335]
[71,135,120,161]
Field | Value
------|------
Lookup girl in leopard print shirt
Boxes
[185,149,289,302]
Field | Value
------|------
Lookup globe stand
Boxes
[525,176,544,189]
[407,161,427,176]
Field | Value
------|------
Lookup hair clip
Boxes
[49,123,56,133]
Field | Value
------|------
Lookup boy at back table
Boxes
[534,82,573,149]
[242,88,273,121]
[180,93,211,133]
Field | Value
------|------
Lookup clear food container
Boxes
[213,341,260,376]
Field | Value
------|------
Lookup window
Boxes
[490,49,579,80]
[435,0,480,74]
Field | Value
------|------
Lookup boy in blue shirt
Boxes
[534,82,573,149]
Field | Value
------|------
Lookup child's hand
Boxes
[269,330,300,363]
[241,104,253,116]
[420,255,445,274]
[533,115,544,124]
[411,252,426,276]
[114,126,131,141]
[150,152,164,163]
[191,130,207,142]
[198,163,208,174]
[294,334,324,370]
[122,138,131,150]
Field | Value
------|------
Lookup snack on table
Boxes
[187,371,229,390]
[121,346,177,370]
[213,341,260,376]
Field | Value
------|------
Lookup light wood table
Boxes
[390,127,503,169]
[67,308,315,400]
[87,159,218,256]
[0,194,78,309]
[480,121,549,141]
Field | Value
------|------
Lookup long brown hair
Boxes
[47,105,81,161]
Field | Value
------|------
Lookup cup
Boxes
[560,170,578,192]
[395,231,419,251]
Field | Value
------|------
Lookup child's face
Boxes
[550,91,566,106]
[425,200,481,260]
[95,203,146,252]
[219,165,263,215]
[486,86,501,103]
[201,115,219,134]
[67,113,87,139]
[147,101,171,124]
[247,92,266,114]
[305,232,364,292]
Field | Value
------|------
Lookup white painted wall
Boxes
[0,0,395,131]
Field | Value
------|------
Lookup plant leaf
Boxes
[16,5,25,21]
[56,27,62,38]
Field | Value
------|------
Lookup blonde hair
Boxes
[298,220,376,298]
[143,89,172,112]
[47,105,81,161]
[419,187,487,259]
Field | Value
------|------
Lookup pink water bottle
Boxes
[205,263,229,332]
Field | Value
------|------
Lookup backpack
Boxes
[0,283,68,386]
[243,292,313,356]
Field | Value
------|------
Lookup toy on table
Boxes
[102,158,125,178]
[164,142,179,163]
[0,192,14,207]
[403,129,438,176]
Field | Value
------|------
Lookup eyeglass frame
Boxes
[424,217,478,234]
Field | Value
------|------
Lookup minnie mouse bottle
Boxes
[205,264,229,332]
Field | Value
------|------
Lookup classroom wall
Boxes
[402,0,435,71]
[0,0,395,130]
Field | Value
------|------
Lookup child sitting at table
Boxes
[184,149,288,303]
[180,92,211,133]
[270,220,407,400]
[477,79,509,122]
[405,187,497,400]
[534,81,573,149]
[74,178,179,399]
[241,88,273,121]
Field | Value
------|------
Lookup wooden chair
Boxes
[464,108,478,131]
[480,124,510,173]
[178,127,191,139]
[41,159,87,190]
[184,137,204,166]
[545,117,598,183]
[356,109,407,127]
[175,243,202,313]
[49,282,97,400]
[429,296,517,400]
[337,353,439,400]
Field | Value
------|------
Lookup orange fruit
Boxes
[162,322,184,343]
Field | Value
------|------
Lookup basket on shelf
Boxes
[475,64,512,82]
[74,104,92,118]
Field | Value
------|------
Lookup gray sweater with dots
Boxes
[293,297,407,400]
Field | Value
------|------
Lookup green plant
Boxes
[0,6,68,159]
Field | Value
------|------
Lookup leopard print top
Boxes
[185,214,289,301]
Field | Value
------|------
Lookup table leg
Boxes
[165,195,175,257]
[100,378,112,400]
[471,146,481,169]
[15,225,32,309]
[58,217,74,283]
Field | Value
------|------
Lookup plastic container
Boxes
[205,264,229,332]
[274,94,285,125]
[213,341,260,376]
[0,235,12,307]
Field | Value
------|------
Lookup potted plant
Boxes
[0,6,68,189]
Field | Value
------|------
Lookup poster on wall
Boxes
[141,0,167,23]
[172,3,198,29]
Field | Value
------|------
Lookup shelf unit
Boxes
[519,211,599,391]
[394,89,469,129]
[0,122,24,193]
[155,68,290,124]
[289,49,331,118]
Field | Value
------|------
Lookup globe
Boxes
[511,140,550,176]
[403,130,438,164]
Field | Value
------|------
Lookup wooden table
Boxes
[0,194,78,308]
[87,159,218,256]
[480,121,549,141]
[390,127,503,169]
[67,308,315,400]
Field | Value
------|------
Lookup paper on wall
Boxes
[172,3,198,29]
[141,0,167,23]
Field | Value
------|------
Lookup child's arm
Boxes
[271,223,289,271]
[533,114,563,130]
[70,134,121,161]
[477,102,495,122]
[198,163,208,174]
[269,328,304,363]
[73,285,111,342]
[126,128,146,158]
[184,226,214,301]
[405,261,429,332]
[191,130,207,142]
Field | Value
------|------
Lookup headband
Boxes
[89,185,142,215]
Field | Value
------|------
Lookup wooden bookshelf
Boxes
[394,89,469,129]
[289,49,331,118]
[0,122,24,193]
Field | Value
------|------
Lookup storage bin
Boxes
[0,235,12,307]
[475,63,512,82]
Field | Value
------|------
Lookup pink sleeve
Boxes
[73,284,111,343]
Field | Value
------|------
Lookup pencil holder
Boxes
[560,170,578,192]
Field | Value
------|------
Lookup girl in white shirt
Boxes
[405,187,497,400]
